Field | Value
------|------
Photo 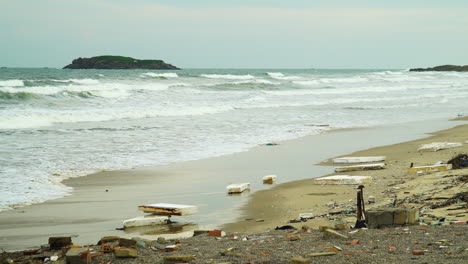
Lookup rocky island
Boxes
[63,56,179,70]
[410,64,468,72]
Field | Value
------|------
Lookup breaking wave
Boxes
[141,72,179,78]
[267,72,302,80]
[200,74,255,80]
[0,80,24,87]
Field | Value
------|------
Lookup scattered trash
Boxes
[226,183,250,194]
[298,213,314,220]
[412,250,425,255]
[275,225,296,230]
[208,230,226,237]
[418,142,462,152]
[447,154,468,169]
[333,156,386,164]
[431,192,468,209]
[265,143,278,146]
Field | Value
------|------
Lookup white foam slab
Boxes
[333,156,386,164]
[226,183,250,193]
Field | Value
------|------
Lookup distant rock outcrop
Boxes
[410,65,468,72]
[63,56,179,70]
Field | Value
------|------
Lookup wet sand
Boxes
[0,118,465,251]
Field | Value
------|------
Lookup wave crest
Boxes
[0,80,24,87]
[201,74,255,80]
[142,72,179,78]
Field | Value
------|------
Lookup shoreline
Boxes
[0,117,466,251]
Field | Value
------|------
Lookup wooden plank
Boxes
[137,203,198,216]
[335,163,386,172]
[407,164,449,173]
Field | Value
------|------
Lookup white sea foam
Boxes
[267,72,302,80]
[201,74,255,80]
[142,72,179,78]
[0,80,24,87]
[69,79,100,85]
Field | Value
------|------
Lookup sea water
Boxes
[0,68,467,211]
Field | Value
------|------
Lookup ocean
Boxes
[1,68,467,211]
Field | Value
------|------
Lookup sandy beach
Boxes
[0,118,467,251]
[223,119,468,233]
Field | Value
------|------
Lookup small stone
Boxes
[136,240,146,248]
[98,236,120,245]
[163,255,195,264]
[219,247,236,256]
[48,237,72,250]
[334,223,349,231]
[412,250,425,255]
[290,256,310,264]
[114,248,138,258]
[288,235,301,241]
[119,238,137,247]
[157,237,167,244]
[193,230,210,236]
[65,248,88,264]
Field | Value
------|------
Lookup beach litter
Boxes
[314,175,373,185]
[226,183,250,194]
[407,163,449,174]
[332,156,386,164]
[334,163,386,172]
[417,142,462,152]
[137,203,198,216]
[123,215,169,228]
[447,154,468,169]
[262,174,277,184]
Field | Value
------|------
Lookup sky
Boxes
[1,0,467,69]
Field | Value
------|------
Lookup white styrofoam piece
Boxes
[299,213,314,219]
[262,175,277,183]
[335,163,386,172]
[123,215,169,228]
[226,183,250,193]
[332,156,386,164]
[314,175,373,185]
[418,142,462,152]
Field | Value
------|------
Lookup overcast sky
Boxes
[1,0,467,68]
